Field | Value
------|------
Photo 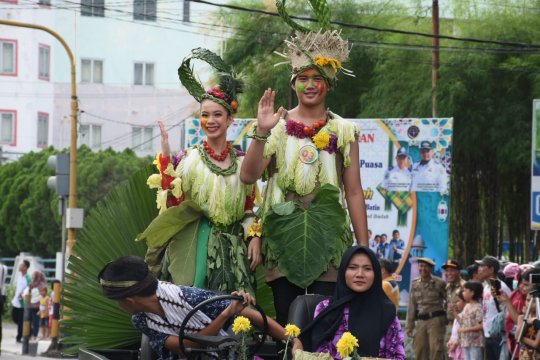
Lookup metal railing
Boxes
[0,256,58,283]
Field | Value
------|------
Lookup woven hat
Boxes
[274,0,354,87]
[178,48,243,114]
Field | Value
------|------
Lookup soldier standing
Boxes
[406,257,447,360]
[442,259,465,358]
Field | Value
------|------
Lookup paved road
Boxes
[1,322,55,359]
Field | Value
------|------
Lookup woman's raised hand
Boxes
[159,121,171,157]
[257,88,285,134]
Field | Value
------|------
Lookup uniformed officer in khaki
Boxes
[406,257,447,360]
[442,259,465,359]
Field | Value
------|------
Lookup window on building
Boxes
[183,0,190,22]
[38,45,50,80]
[81,59,103,83]
[0,40,16,76]
[37,112,49,148]
[134,62,154,86]
[38,0,51,6]
[79,124,102,148]
[132,126,153,150]
[81,0,104,16]
[0,111,16,145]
[134,0,156,21]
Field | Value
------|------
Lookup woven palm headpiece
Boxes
[274,0,354,87]
[178,48,243,114]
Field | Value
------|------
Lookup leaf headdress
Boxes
[274,0,354,87]
[178,48,243,114]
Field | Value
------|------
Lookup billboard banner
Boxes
[185,117,453,306]
[532,100,540,229]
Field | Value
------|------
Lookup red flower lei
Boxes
[285,119,327,138]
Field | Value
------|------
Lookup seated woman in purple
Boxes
[294,246,405,359]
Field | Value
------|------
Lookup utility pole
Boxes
[432,0,440,118]
[0,20,79,260]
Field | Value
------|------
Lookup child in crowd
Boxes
[457,281,484,360]
[39,286,50,339]
[448,290,465,360]
[48,279,60,333]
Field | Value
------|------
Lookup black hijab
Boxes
[298,246,395,357]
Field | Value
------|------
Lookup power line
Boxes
[7,0,540,56]
[188,0,540,49]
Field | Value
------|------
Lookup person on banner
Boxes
[411,141,448,193]
[377,233,389,260]
[381,146,412,192]
[240,1,369,326]
[406,257,447,360]
[387,229,405,272]
[98,256,289,360]
[369,233,381,254]
[140,48,260,295]
[293,246,405,359]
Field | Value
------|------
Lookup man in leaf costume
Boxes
[140,48,261,295]
[240,0,369,325]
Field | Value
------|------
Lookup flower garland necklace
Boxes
[203,140,231,161]
[285,118,339,155]
[285,118,327,138]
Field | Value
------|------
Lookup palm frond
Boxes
[61,166,156,353]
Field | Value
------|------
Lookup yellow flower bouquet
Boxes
[232,316,252,360]
[283,323,301,360]
[336,332,360,360]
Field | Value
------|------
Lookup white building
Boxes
[0,0,225,162]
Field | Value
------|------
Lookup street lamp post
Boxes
[0,20,79,258]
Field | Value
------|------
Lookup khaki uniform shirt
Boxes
[406,276,447,331]
[446,278,466,322]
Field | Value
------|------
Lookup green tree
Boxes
[0,146,150,258]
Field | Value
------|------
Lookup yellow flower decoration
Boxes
[153,152,162,171]
[232,316,252,334]
[312,130,331,150]
[336,332,359,359]
[147,174,162,189]
[163,163,176,177]
[247,220,262,238]
[314,56,342,71]
[170,177,183,199]
[156,189,168,213]
[284,324,300,338]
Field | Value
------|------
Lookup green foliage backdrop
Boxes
[0,146,149,258]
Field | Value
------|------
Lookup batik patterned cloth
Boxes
[132,283,231,360]
[313,299,406,360]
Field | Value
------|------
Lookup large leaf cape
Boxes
[263,184,348,288]
[136,200,202,248]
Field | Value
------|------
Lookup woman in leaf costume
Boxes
[240,0,368,325]
[140,48,260,295]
